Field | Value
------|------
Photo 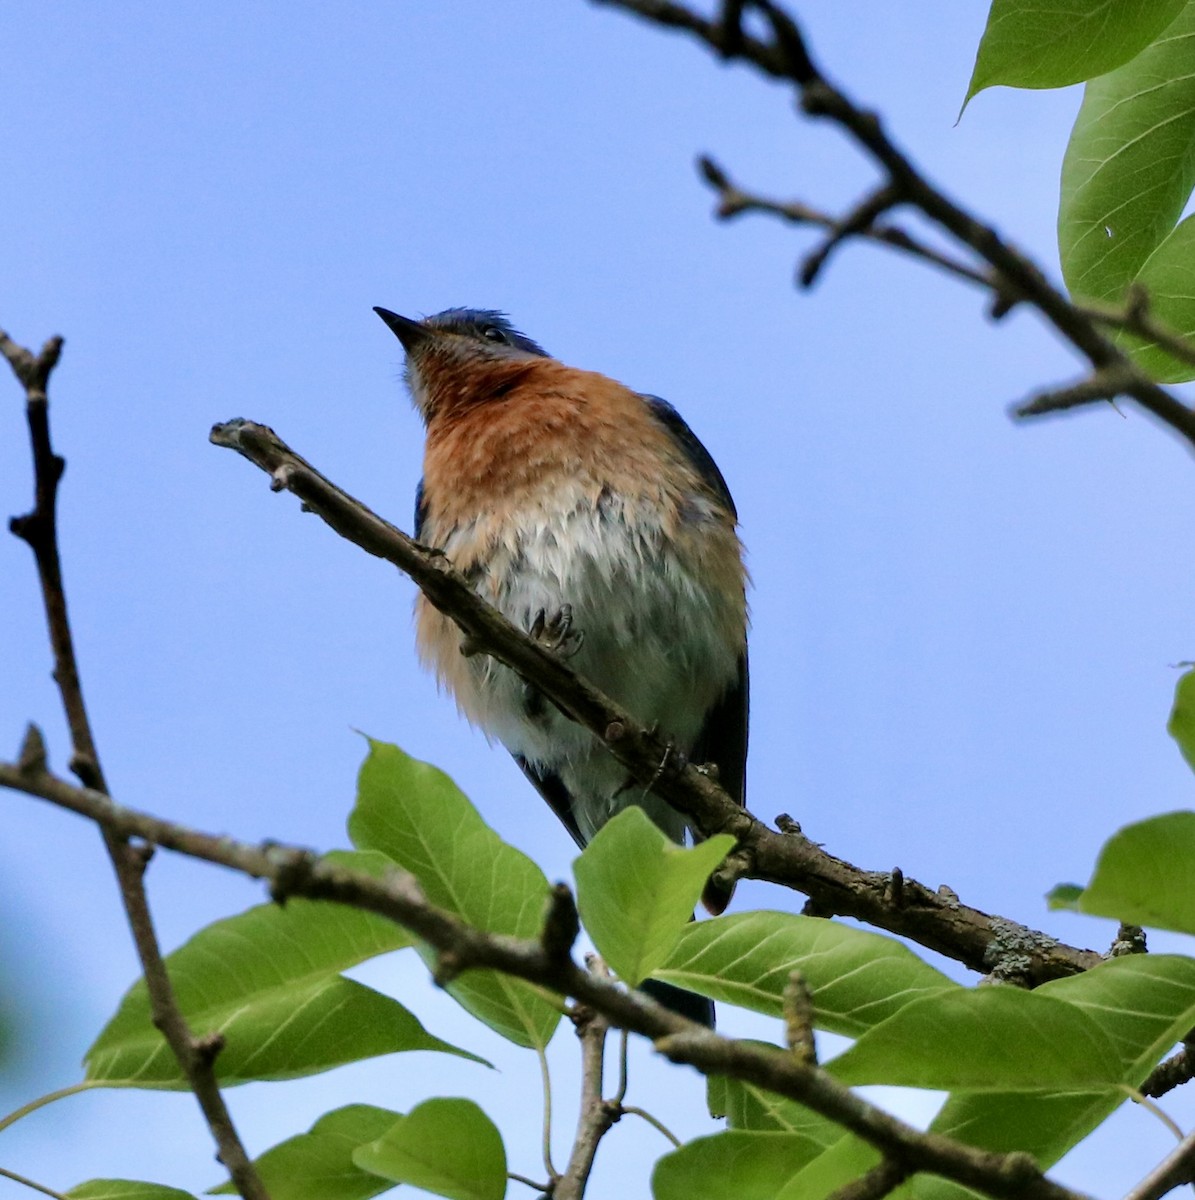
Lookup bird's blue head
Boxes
[374,305,549,421]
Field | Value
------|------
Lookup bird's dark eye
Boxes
[481,325,507,344]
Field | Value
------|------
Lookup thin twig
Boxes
[1080,287,1195,370]
[825,1158,910,1200]
[1121,1125,1195,1200]
[208,419,1102,986]
[1013,367,1140,418]
[2,329,269,1200]
[594,0,1195,452]
[1,762,1093,1200]
[799,183,901,287]
[1143,1046,1195,1100]
[555,1003,614,1200]
[698,156,996,293]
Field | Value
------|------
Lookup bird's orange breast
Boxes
[420,358,702,533]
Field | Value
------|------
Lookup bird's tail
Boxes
[639,978,714,1027]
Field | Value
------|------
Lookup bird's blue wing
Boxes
[642,394,737,519]
[414,478,428,541]
[513,756,586,848]
[642,394,748,912]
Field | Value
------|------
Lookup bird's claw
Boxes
[529,605,585,660]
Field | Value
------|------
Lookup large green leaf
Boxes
[710,1075,846,1140]
[909,956,1195,1182]
[353,1098,505,1200]
[1050,813,1195,934]
[929,1089,1116,1180]
[349,739,561,1048]
[1040,954,1195,1077]
[1058,1,1195,381]
[86,851,478,1086]
[656,912,956,1037]
[966,0,1186,100]
[574,807,732,986]
[828,986,1121,1090]
[69,1185,198,1200]
[210,1105,402,1199]
[652,1132,830,1200]
[1168,668,1195,772]
[775,1136,880,1200]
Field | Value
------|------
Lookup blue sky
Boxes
[3,2,1195,1197]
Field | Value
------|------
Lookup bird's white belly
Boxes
[440,495,739,841]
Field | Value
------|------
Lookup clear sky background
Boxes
[3,3,1195,1197]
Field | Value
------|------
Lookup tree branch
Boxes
[825,1158,910,1200]
[555,1004,615,1200]
[1121,1125,1195,1200]
[592,0,1195,453]
[209,418,1102,986]
[2,329,269,1200]
[0,758,1093,1200]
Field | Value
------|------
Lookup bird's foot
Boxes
[520,606,584,721]
[614,738,688,798]
[528,604,585,660]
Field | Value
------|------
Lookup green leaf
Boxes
[1055,812,1195,934]
[350,739,560,1049]
[86,855,481,1086]
[1059,2,1195,383]
[828,985,1122,1090]
[353,1098,505,1200]
[69,1184,199,1200]
[775,1137,880,1200]
[1039,953,1195,1080]
[652,1131,829,1200]
[573,807,732,986]
[710,1075,847,1141]
[1046,884,1084,910]
[916,955,1195,1177]
[1169,669,1195,771]
[966,0,1186,101]
[929,1089,1117,1177]
[210,1105,402,1199]
[657,912,956,1037]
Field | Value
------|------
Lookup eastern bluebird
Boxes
[376,305,749,1023]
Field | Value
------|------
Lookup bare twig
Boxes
[1142,1045,1195,1100]
[555,1005,614,1200]
[1,760,1093,1200]
[1080,286,1195,371]
[1013,367,1140,418]
[2,329,269,1200]
[826,1158,910,1200]
[799,183,901,287]
[1121,1125,1195,1200]
[593,0,1195,452]
[697,156,996,293]
[209,418,1102,986]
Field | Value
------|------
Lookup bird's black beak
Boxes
[373,306,433,352]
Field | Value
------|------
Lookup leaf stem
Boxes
[0,1165,71,1200]
[0,1082,105,1136]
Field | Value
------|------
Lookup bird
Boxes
[375,305,749,1024]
